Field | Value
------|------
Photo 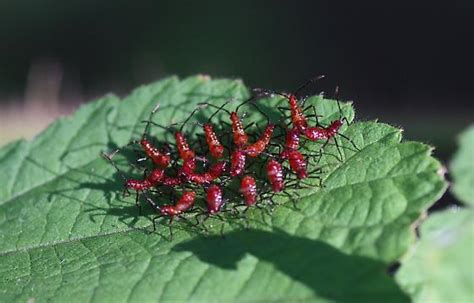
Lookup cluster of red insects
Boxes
[103,78,359,239]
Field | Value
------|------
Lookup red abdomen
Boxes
[175,191,196,213]
[204,124,225,158]
[209,161,227,178]
[140,139,171,168]
[241,175,257,206]
[287,149,308,179]
[327,120,343,137]
[146,168,165,184]
[230,150,246,177]
[266,159,284,192]
[160,205,181,216]
[289,95,307,131]
[243,124,275,158]
[126,179,151,191]
[206,185,224,214]
[162,176,183,187]
[175,132,195,161]
[285,127,301,150]
[230,112,248,147]
[181,161,227,184]
[304,127,327,141]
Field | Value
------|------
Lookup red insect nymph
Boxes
[288,94,308,132]
[203,123,225,159]
[286,149,308,179]
[140,139,171,168]
[175,132,196,162]
[183,161,227,184]
[126,168,165,191]
[206,184,224,214]
[161,175,183,187]
[230,149,247,177]
[243,124,275,158]
[266,159,284,192]
[241,175,257,206]
[285,127,301,150]
[303,126,327,141]
[326,120,343,138]
[160,191,196,217]
[230,112,249,147]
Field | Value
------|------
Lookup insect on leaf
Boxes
[0,76,446,303]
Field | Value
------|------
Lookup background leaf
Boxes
[396,209,474,302]
[396,125,474,303]
[0,76,446,302]
[450,125,474,205]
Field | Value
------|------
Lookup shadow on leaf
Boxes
[173,228,410,303]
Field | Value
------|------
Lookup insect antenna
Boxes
[110,103,168,161]
[198,101,233,121]
[235,97,271,126]
[333,87,360,152]
[311,105,321,126]
[143,103,161,140]
[253,75,325,102]
[178,105,207,133]
[102,152,131,197]
[338,132,361,152]
[292,75,325,101]
[333,87,349,125]
[252,88,288,100]
[142,190,161,211]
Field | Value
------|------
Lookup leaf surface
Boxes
[0,76,446,303]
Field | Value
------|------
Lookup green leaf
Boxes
[451,125,474,205]
[397,125,474,302]
[0,76,446,302]
[396,208,474,302]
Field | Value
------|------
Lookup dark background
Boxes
[0,1,473,162]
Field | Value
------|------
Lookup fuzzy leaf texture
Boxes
[0,76,447,303]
